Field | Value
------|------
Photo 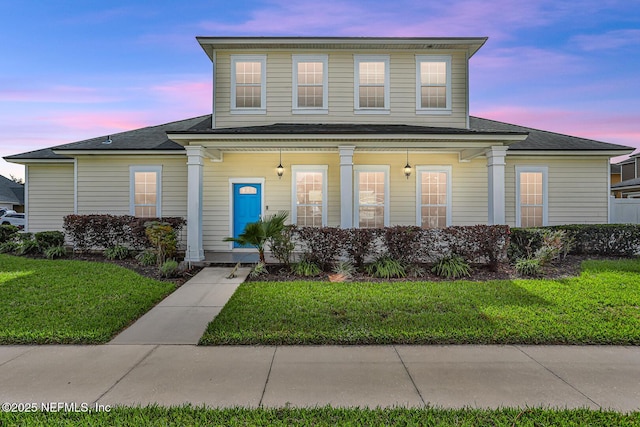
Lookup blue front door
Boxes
[233,183,262,248]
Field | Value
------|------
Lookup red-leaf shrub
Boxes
[343,228,379,269]
[63,214,185,251]
[293,226,345,270]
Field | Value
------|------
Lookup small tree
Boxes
[224,211,288,263]
[145,221,177,266]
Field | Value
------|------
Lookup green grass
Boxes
[0,406,638,426]
[0,254,176,344]
[200,258,640,345]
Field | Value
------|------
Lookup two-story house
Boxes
[612,155,640,198]
[5,37,634,262]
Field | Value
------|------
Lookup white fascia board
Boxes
[507,150,634,157]
[52,150,186,156]
[5,158,75,165]
[168,133,527,145]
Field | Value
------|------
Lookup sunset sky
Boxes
[1,0,639,179]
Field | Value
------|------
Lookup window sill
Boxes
[416,109,452,115]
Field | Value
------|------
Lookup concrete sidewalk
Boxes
[110,266,250,345]
[0,345,638,411]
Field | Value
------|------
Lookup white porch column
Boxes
[185,146,205,262]
[339,146,355,228]
[486,146,508,225]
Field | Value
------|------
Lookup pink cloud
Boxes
[0,84,122,103]
[473,106,640,152]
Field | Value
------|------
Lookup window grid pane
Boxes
[295,171,324,227]
[420,61,447,109]
[420,171,447,229]
[520,172,543,227]
[235,61,262,108]
[358,171,385,228]
[297,62,324,108]
[134,171,158,218]
[358,61,385,108]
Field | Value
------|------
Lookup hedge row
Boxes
[63,215,185,251]
[509,224,640,259]
[292,225,510,270]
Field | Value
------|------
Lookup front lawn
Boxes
[0,254,176,344]
[200,259,640,345]
[0,406,638,426]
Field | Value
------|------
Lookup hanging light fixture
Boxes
[404,149,412,179]
[276,148,284,179]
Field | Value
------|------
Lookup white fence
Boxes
[610,197,640,224]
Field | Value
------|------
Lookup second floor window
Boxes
[416,55,451,113]
[293,55,328,113]
[231,55,266,113]
[354,55,389,112]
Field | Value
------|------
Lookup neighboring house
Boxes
[0,175,24,213]
[5,36,634,262]
[611,155,640,198]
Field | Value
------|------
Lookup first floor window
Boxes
[417,166,451,228]
[292,166,327,227]
[131,166,161,218]
[516,166,547,227]
[355,166,389,228]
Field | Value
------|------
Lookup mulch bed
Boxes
[247,254,601,283]
[53,253,202,286]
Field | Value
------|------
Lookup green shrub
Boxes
[431,254,471,279]
[104,245,130,260]
[16,237,39,256]
[509,224,640,259]
[0,224,19,243]
[366,256,406,279]
[145,221,178,265]
[515,257,542,277]
[34,230,65,250]
[159,259,179,278]
[249,262,267,278]
[268,224,296,266]
[332,261,355,280]
[0,240,18,254]
[44,245,67,259]
[135,249,157,266]
[293,259,321,277]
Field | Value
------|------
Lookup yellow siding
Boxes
[214,50,468,129]
[75,155,187,218]
[202,151,489,251]
[505,157,610,225]
[27,163,74,232]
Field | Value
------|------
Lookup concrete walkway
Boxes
[110,266,251,345]
[0,345,638,411]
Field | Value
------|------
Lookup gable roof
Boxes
[470,117,633,152]
[0,175,24,205]
[4,114,633,161]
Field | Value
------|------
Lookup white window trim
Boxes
[228,178,266,251]
[231,54,267,114]
[416,55,452,115]
[291,165,328,226]
[415,165,452,228]
[354,54,390,114]
[354,165,390,227]
[292,55,328,114]
[130,165,162,217]
[515,166,548,227]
